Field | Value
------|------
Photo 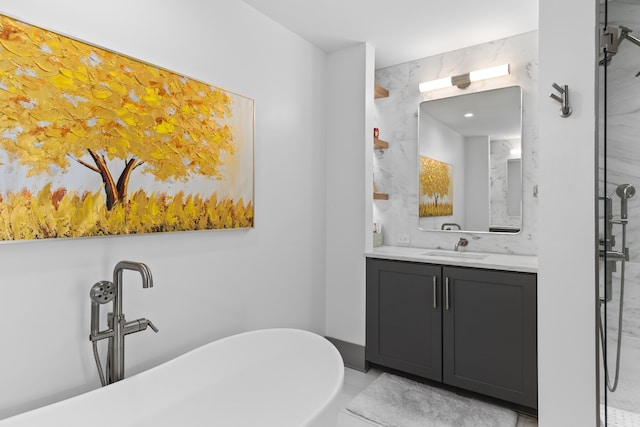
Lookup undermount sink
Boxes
[421,250,489,260]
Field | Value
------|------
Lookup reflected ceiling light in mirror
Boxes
[419,64,510,93]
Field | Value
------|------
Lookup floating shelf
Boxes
[373,192,389,200]
[374,84,389,99]
[374,138,389,150]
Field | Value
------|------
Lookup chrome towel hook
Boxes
[549,83,572,117]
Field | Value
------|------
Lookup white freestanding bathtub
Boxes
[0,329,344,427]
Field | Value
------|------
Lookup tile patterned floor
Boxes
[336,367,538,427]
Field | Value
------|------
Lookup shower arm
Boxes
[622,30,640,48]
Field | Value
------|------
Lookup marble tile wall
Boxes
[373,31,538,255]
[601,0,640,413]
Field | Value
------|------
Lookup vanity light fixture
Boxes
[419,64,511,93]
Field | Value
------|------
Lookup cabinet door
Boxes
[442,266,537,409]
[366,258,442,381]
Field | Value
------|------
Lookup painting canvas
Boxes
[419,156,453,217]
[0,15,254,241]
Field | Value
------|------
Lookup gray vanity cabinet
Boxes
[366,258,537,410]
[442,266,537,409]
[365,259,443,381]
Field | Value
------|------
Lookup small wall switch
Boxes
[397,233,410,245]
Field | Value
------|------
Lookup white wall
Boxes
[0,0,328,419]
[324,43,374,346]
[538,0,599,425]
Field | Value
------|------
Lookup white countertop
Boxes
[366,246,538,273]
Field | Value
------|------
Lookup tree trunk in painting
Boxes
[87,150,142,210]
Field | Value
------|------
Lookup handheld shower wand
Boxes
[89,281,116,386]
[616,183,636,219]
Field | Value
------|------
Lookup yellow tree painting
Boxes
[0,15,254,240]
[419,156,453,217]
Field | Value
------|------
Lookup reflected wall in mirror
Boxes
[418,86,522,233]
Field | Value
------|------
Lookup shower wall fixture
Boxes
[598,184,635,392]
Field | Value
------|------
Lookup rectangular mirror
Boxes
[418,86,522,233]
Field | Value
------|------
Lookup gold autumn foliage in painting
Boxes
[0,184,253,240]
[419,156,452,217]
[0,15,236,211]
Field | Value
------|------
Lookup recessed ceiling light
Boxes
[464,113,474,118]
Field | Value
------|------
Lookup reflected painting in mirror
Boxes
[419,156,453,217]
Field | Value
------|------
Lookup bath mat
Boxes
[346,373,517,427]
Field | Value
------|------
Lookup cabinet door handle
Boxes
[445,277,450,311]
[432,276,437,309]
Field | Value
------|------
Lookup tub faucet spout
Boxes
[114,260,153,289]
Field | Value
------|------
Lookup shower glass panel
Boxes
[599,1,640,426]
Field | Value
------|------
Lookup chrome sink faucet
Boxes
[454,238,468,251]
[89,261,158,386]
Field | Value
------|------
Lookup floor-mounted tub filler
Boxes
[0,329,344,427]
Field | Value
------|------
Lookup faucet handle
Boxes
[122,318,159,335]
[146,320,159,333]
